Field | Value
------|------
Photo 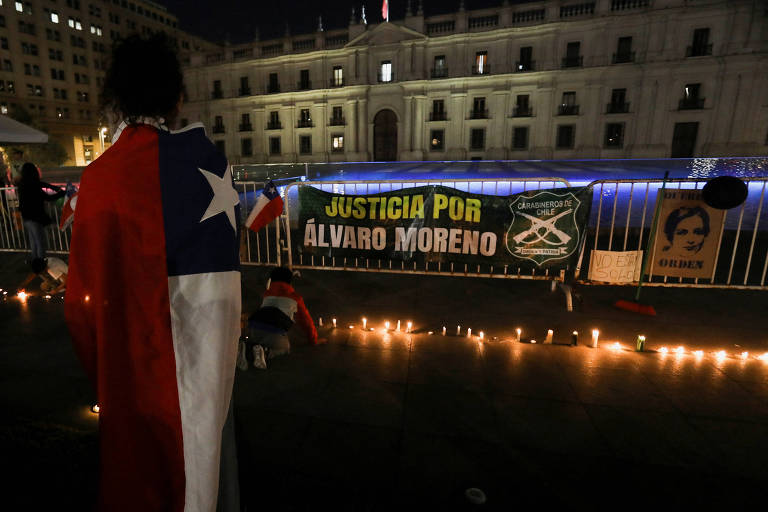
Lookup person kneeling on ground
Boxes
[18,256,68,294]
[239,267,323,370]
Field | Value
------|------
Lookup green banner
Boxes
[296,185,592,270]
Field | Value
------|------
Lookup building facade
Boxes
[181,0,768,165]
[0,0,217,166]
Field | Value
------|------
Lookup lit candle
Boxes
[635,335,646,352]
[362,317,367,330]
[693,350,703,358]
[428,331,434,335]
[406,321,412,333]
[44,295,52,300]
[457,325,461,336]
[17,291,28,302]
[385,321,390,330]
[715,350,727,361]
[348,325,354,329]
[591,329,599,348]
[467,327,472,337]
[442,326,446,336]
[479,331,484,340]
[530,339,537,344]
[396,320,401,332]
[332,318,337,328]
[674,346,685,356]
[740,351,749,360]
[571,331,578,346]
[516,327,522,342]
[659,346,669,355]
[318,317,323,327]
[544,329,553,344]
[84,295,90,302]
[758,352,768,362]
[609,342,622,351]
[91,403,100,414]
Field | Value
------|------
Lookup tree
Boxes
[6,105,69,167]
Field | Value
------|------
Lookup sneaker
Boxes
[252,345,267,370]
[236,341,249,371]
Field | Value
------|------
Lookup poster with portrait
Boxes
[650,189,724,279]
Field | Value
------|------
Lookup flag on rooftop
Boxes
[382,0,389,21]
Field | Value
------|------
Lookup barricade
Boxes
[577,178,768,290]
[0,186,71,255]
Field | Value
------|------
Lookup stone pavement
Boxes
[2,253,768,509]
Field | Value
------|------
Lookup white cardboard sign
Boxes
[588,250,643,283]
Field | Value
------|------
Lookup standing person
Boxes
[17,162,64,264]
[65,34,241,512]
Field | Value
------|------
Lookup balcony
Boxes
[266,83,281,94]
[606,102,630,114]
[377,71,395,83]
[429,111,447,121]
[512,106,533,117]
[471,65,491,75]
[561,56,583,68]
[678,97,705,110]
[297,80,312,91]
[297,119,314,128]
[329,117,346,126]
[557,104,580,115]
[469,110,489,119]
[238,123,253,132]
[430,67,449,79]
[686,44,712,57]
[329,78,345,88]
[612,52,635,64]
[238,87,251,96]
[515,60,535,72]
[212,125,225,134]
[211,90,223,100]
[266,121,282,130]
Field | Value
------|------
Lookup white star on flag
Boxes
[198,167,239,231]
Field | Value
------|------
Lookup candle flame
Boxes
[609,342,622,351]
[715,350,727,361]
[674,346,685,356]
[740,351,749,360]
[659,346,669,354]
[84,295,90,302]
[693,350,704,358]
[384,321,390,329]
[406,321,412,333]
[479,331,484,340]
[758,352,768,362]
[91,404,100,414]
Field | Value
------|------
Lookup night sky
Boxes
[155,0,524,44]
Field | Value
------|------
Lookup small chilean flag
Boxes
[59,181,78,230]
[246,180,284,233]
[382,0,388,21]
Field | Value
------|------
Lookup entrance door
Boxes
[671,122,698,158]
[373,109,397,161]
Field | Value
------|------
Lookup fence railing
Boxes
[1,187,71,255]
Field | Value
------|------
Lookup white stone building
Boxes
[180,0,768,164]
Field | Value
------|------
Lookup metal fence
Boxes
[0,187,72,254]
[576,178,768,289]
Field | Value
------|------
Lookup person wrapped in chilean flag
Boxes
[65,34,241,512]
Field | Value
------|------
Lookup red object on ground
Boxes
[614,299,657,316]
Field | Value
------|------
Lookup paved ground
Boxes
[2,253,768,509]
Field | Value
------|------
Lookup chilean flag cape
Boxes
[58,181,78,230]
[65,122,241,511]
[245,180,283,233]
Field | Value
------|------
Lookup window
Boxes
[299,135,312,154]
[559,92,578,115]
[330,106,344,125]
[50,11,60,23]
[21,43,38,56]
[73,54,87,66]
[213,115,225,133]
[608,88,628,113]
[563,42,582,67]
[512,127,529,150]
[514,95,531,117]
[680,83,703,109]
[270,136,281,155]
[46,28,61,41]
[15,2,22,13]
[49,49,63,61]
[671,122,698,158]
[470,128,485,150]
[430,99,446,121]
[74,73,90,84]
[556,125,575,149]
[214,140,225,155]
[379,61,392,83]
[299,69,310,90]
[471,97,487,119]
[298,108,312,127]
[430,129,444,151]
[517,46,533,71]
[77,91,89,102]
[239,76,250,96]
[432,55,447,78]
[604,123,624,148]
[331,134,344,152]
[51,68,65,80]
[3,59,13,72]
[53,88,68,99]
[90,24,103,36]
[239,113,251,131]
[689,28,711,57]
[18,21,36,35]
[614,37,633,63]
[241,138,252,156]
[268,72,279,93]
[0,38,7,50]
[332,66,343,87]
[268,111,281,129]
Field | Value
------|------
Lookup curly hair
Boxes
[101,33,184,121]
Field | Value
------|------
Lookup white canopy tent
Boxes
[0,115,49,144]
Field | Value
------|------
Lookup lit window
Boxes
[15,2,23,13]
[475,51,488,74]
[332,135,344,151]
[75,21,82,31]
[333,66,343,87]
[1,104,7,115]
[50,12,59,24]
[380,61,392,83]
[68,17,75,28]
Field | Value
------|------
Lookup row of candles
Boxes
[321,316,768,363]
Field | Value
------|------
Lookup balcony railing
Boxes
[678,97,705,110]
[471,65,491,75]
[612,52,635,64]
[515,60,535,72]
[211,90,223,100]
[238,87,251,96]
[266,83,281,94]
[297,80,312,91]
[469,110,489,119]
[430,67,449,79]
[212,125,225,134]
[686,44,712,57]
[377,72,395,83]
[297,119,314,128]
[606,102,630,114]
[329,117,346,126]
[557,104,580,115]
[429,111,447,121]
[513,106,533,117]
[329,78,345,88]
[238,123,253,132]
[561,56,583,68]
[266,121,282,130]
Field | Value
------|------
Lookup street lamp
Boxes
[99,126,107,155]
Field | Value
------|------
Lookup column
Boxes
[413,95,426,158]
[357,98,368,158]
[346,99,358,155]
[402,96,413,157]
